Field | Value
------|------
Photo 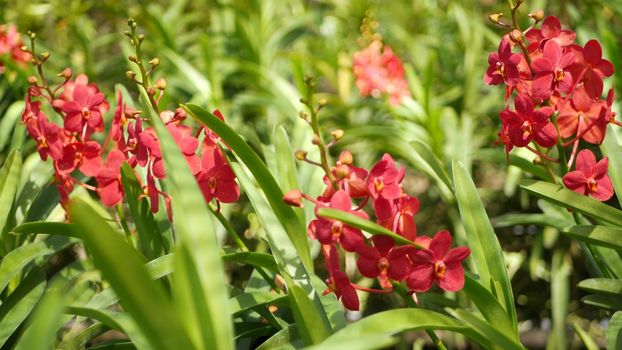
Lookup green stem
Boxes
[392,282,448,350]
[304,86,337,189]
[116,204,134,248]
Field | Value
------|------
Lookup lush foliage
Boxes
[0,0,621,349]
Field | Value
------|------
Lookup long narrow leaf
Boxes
[561,225,622,251]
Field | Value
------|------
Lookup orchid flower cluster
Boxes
[284,81,470,311]
[352,12,410,106]
[0,24,31,73]
[485,4,618,201]
[20,23,240,220]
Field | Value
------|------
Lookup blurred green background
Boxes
[2,0,621,348]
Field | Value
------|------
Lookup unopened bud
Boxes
[295,150,307,160]
[318,98,328,108]
[155,78,167,90]
[41,52,50,60]
[58,68,72,79]
[28,31,36,39]
[338,150,353,165]
[149,57,160,66]
[128,18,137,28]
[299,97,308,105]
[311,134,321,145]
[20,45,28,52]
[283,189,303,207]
[330,129,344,141]
[125,70,136,80]
[147,87,156,96]
[138,34,145,42]
[533,156,543,165]
[488,13,503,24]
[298,111,308,120]
[123,30,131,37]
[334,164,350,179]
[509,29,523,43]
[27,76,38,85]
[529,10,545,22]
[128,55,138,63]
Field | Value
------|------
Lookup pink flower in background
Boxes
[0,24,31,71]
[353,40,410,105]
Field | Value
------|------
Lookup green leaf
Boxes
[0,150,22,235]
[65,307,151,350]
[14,279,66,350]
[68,198,194,350]
[453,161,517,331]
[410,140,452,192]
[577,278,622,296]
[144,94,233,350]
[581,294,622,310]
[607,312,622,350]
[0,101,25,152]
[561,225,622,251]
[12,222,80,238]
[520,180,622,226]
[572,321,600,350]
[57,323,108,350]
[0,235,73,294]
[450,309,525,350]
[317,208,421,248]
[0,268,46,347]
[228,291,287,315]
[222,252,278,272]
[120,164,166,259]
[309,309,492,350]
[600,126,622,208]
[462,275,515,340]
[182,104,312,270]
[256,325,300,350]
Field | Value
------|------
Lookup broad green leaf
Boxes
[14,279,66,350]
[462,275,515,340]
[0,150,22,237]
[228,291,287,315]
[607,312,622,350]
[144,93,233,350]
[69,198,194,350]
[120,164,166,259]
[232,161,333,344]
[561,225,622,251]
[222,252,278,272]
[450,309,525,350]
[600,126,622,207]
[0,268,46,347]
[310,309,491,350]
[65,307,151,350]
[183,104,312,270]
[581,295,622,310]
[520,180,622,226]
[0,235,73,294]
[453,161,517,331]
[317,208,422,248]
[12,222,79,238]
[577,278,622,296]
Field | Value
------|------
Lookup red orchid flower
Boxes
[54,83,107,134]
[378,194,419,241]
[322,151,369,199]
[126,118,149,167]
[569,40,615,99]
[484,37,522,86]
[367,153,405,220]
[562,149,613,201]
[26,115,63,161]
[525,16,576,49]
[556,85,605,144]
[405,230,470,292]
[56,141,102,176]
[197,145,239,203]
[321,245,359,311]
[531,40,575,100]
[167,123,201,175]
[500,93,557,148]
[95,150,126,207]
[356,236,411,289]
[308,190,367,252]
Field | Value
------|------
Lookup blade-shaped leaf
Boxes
[0,150,22,237]
[561,225,622,251]
[450,309,525,350]
[520,180,622,226]
[453,161,517,331]
[462,275,515,340]
[607,312,622,350]
[577,278,622,296]
[68,198,194,350]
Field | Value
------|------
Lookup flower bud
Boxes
[156,78,167,90]
[147,87,156,96]
[318,98,328,108]
[529,10,545,22]
[338,150,353,165]
[331,129,344,141]
[58,68,72,79]
[27,76,38,85]
[298,111,308,120]
[488,13,503,24]
[28,31,36,39]
[299,97,308,105]
[295,150,307,160]
[509,29,523,43]
[311,134,321,145]
[334,164,350,179]
[126,70,136,80]
[128,55,138,63]
[283,189,303,207]
[149,58,160,67]
[20,45,28,52]
[533,156,543,165]
[138,34,145,42]
[128,18,137,28]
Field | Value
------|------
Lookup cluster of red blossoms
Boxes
[285,152,470,310]
[22,70,239,218]
[0,24,31,73]
[353,39,410,106]
[485,14,617,201]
